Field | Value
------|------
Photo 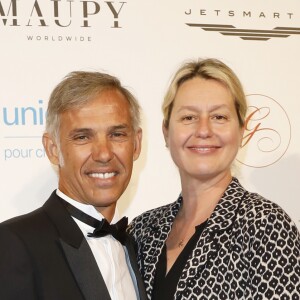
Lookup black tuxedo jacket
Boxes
[0,191,147,300]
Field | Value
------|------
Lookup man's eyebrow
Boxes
[109,124,130,130]
[67,124,131,136]
[68,128,92,136]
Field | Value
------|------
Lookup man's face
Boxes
[43,89,142,217]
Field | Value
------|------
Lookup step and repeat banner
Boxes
[0,0,299,229]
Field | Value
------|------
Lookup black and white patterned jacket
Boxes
[128,178,300,300]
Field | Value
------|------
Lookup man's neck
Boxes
[56,189,119,223]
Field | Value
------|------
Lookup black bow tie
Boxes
[60,198,128,245]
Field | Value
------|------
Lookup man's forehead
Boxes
[62,99,130,118]
[71,123,130,131]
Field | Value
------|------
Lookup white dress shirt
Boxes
[56,190,138,300]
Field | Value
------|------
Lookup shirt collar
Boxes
[56,189,120,224]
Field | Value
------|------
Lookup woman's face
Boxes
[163,77,244,182]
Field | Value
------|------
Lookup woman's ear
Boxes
[239,125,245,147]
[42,133,60,166]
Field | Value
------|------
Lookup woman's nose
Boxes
[194,117,213,138]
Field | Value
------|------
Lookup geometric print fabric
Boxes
[128,178,300,299]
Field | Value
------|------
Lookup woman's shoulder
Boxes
[237,190,298,236]
[227,178,292,222]
[221,178,297,234]
[132,201,176,223]
[241,191,290,219]
[128,198,181,236]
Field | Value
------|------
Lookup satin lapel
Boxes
[59,238,111,300]
[43,192,111,300]
[124,234,147,300]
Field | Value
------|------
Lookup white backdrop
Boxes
[1,0,299,230]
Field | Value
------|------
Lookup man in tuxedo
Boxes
[0,71,146,300]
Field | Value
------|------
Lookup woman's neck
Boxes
[179,172,232,222]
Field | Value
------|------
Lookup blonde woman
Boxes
[129,58,300,300]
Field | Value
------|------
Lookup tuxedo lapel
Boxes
[43,192,111,300]
[124,235,147,300]
[59,237,111,300]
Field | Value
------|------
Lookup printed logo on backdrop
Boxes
[185,3,300,41]
[1,99,47,161]
[236,95,291,168]
[0,0,126,42]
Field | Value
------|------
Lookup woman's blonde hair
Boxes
[162,58,247,128]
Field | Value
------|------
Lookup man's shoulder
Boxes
[1,206,45,227]
[0,207,51,244]
[0,191,58,237]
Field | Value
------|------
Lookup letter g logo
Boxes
[236,94,291,168]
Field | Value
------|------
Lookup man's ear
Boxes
[133,128,142,161]
[42,133,60,166]
[162,121,169,148]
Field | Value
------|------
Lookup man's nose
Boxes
[91,137,114,163]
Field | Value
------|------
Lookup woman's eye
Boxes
[213,115,228,121]
[181,115,197,122]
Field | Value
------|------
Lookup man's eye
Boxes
[74,135,88,140]
[111,132,127,138]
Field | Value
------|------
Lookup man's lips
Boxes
[88,172,118,179]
